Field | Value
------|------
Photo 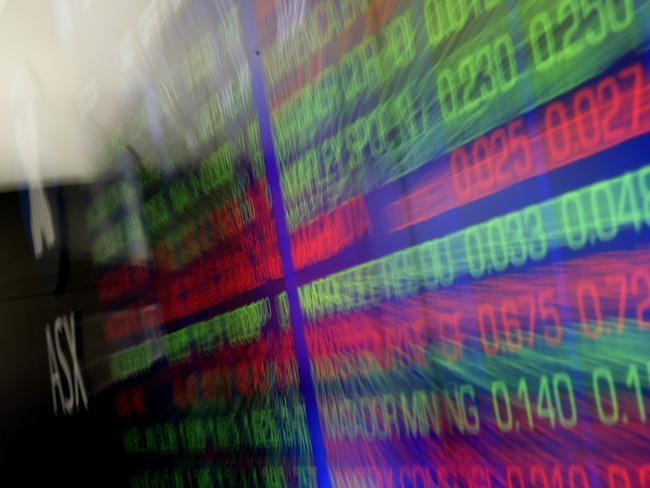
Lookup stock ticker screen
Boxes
[7,0,650,486]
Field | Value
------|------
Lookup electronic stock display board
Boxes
[5,0,650,486]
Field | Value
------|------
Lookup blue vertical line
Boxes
[239,2,332,486]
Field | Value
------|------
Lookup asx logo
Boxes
[45,312,88,415]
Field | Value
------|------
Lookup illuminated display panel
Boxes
[253,0,650,485]
[5,0,650,486]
